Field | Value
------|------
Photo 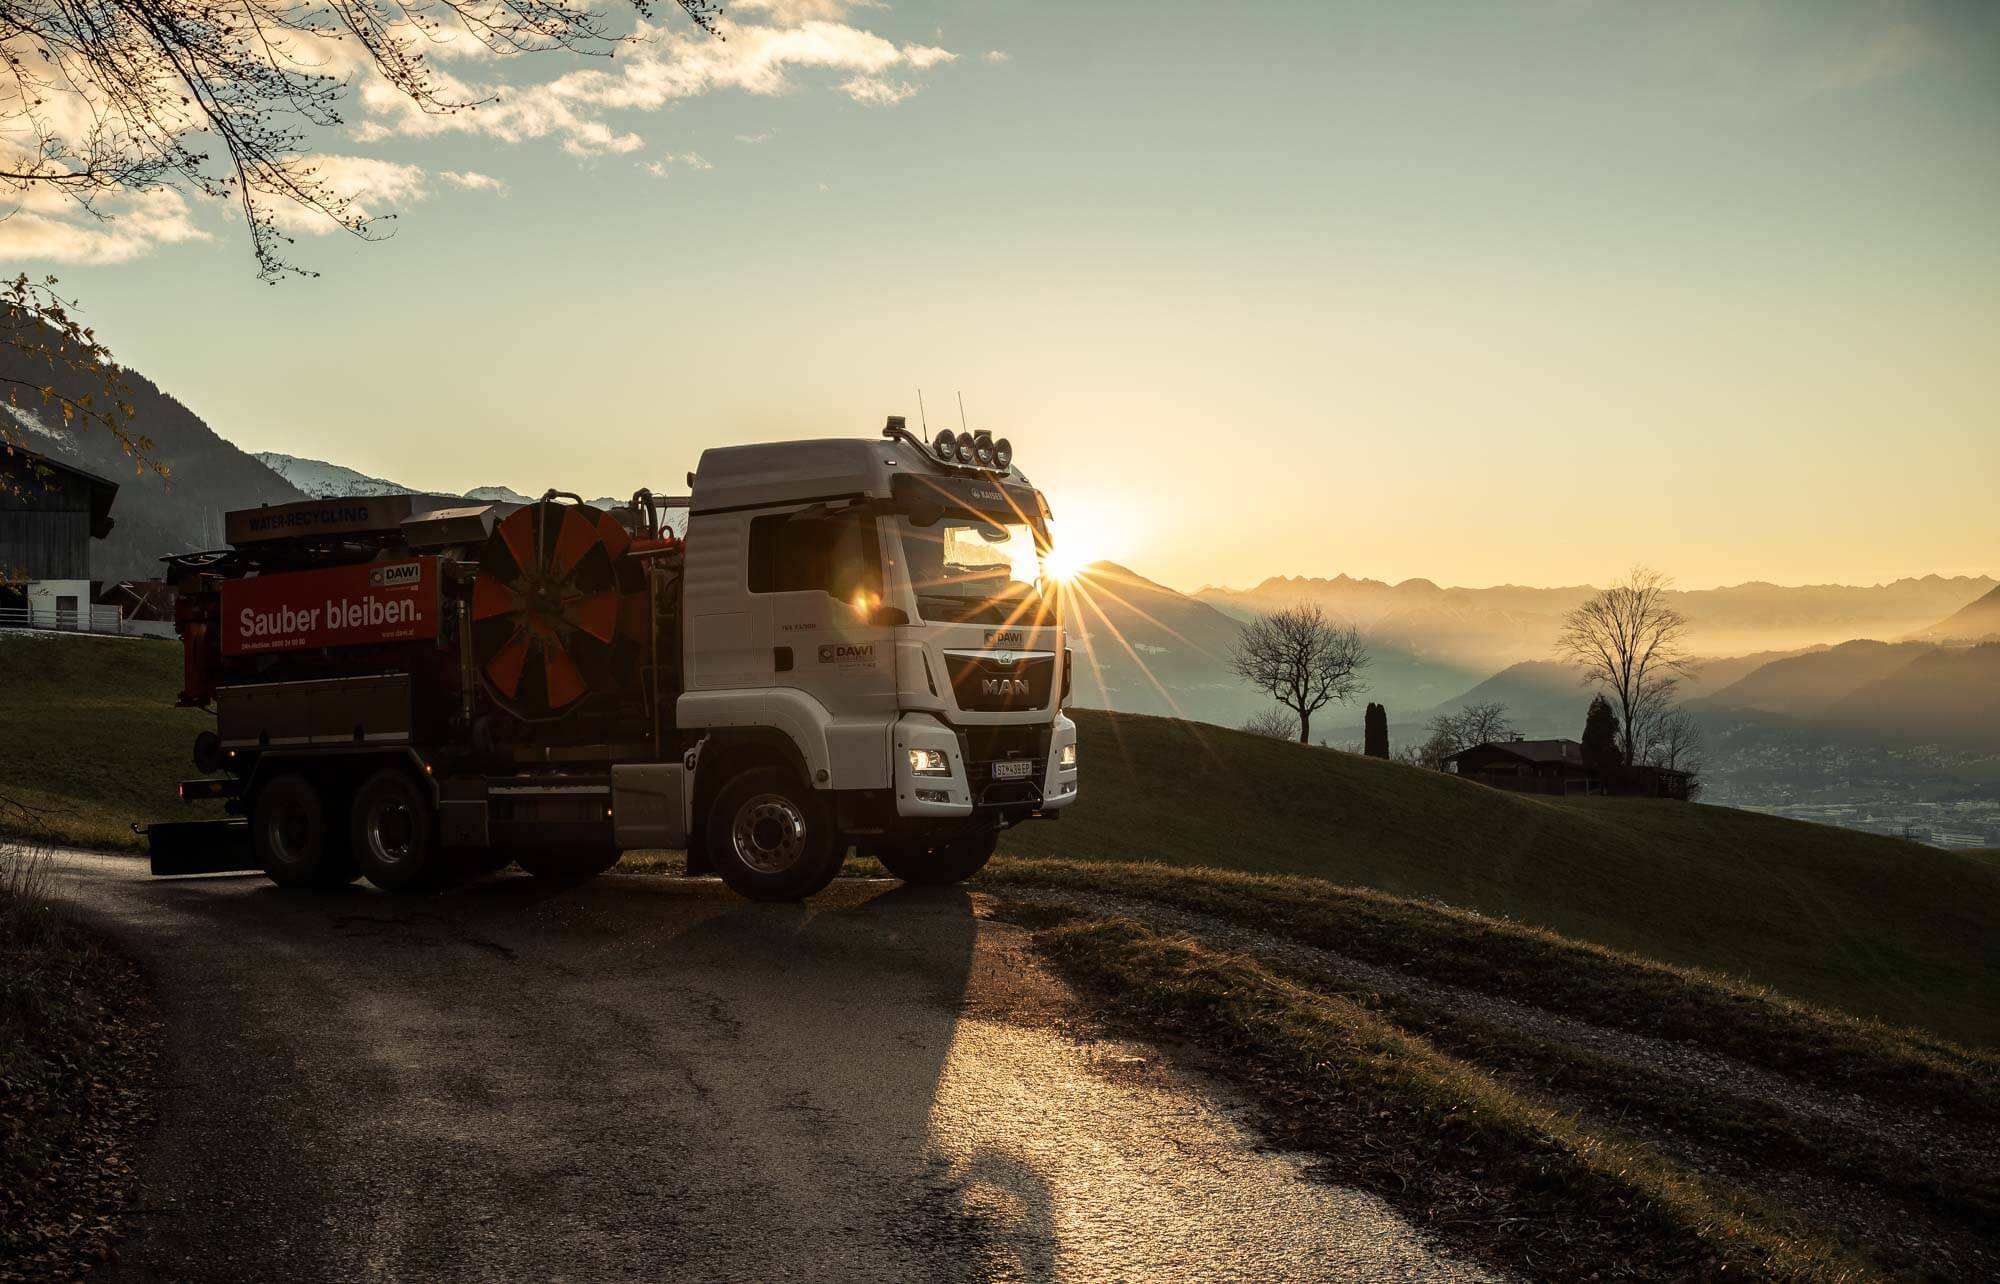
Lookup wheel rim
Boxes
[270,799,312,864]
[731,793,808,874]
[365,797,416,866]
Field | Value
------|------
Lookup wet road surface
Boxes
[50,851,1497,1283]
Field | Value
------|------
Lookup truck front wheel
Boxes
[254,772,351,888]
[351,768,437,892]
[876,829,999,886]
[707,767,842,902]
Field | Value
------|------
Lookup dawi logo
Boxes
[369,562,423,588]
[818,643,876,663]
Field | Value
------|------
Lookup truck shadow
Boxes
[139,868,1060,1280]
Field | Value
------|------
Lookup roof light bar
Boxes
[930,428,1014,473]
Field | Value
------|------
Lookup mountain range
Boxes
[1198,573,1996,668]
[9,336,1993,761]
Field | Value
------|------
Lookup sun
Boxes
[1040,504,1121,584]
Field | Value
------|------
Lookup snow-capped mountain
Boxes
[252,452,422,499]
[253,453,617,509]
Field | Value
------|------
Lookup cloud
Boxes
[735,131,775,143]
[0,186,208,265]
[840,76,919,105]
[731,0,885,21]
[984,50,1010,63]
[268,155,429,234]
[352,16,958,155]
[640,152,713,176]
[437,170,506,192]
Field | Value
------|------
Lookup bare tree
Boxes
[1449,701,1516,748]
[1555,567,1698,767]
[1645,707,1704,798]
[1240,708,1299,740]
[1229,602,1369,745]
[1401,702,1516,771]
[0,0,722,279]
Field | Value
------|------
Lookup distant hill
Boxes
[1003,707,2000,1046]
[2,334,302,578]
[1062,562,1482,731]
[1703,640,1940,719]
[1201,573,1995,673]
[1816,642,2000,751]
[1910,586,2000,642]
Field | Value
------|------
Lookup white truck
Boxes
[149,417,1078,901]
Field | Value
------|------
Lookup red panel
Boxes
[552,506,597,577]
[571,589,619,642]
[471,573,516,623]
[221,558,440,656]
[486,630,530,697]
[542,643,587,708]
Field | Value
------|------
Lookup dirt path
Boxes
[49,851,1498,1284]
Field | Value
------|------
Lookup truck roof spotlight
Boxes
[993,438,1012,470]
[933,431,959,463]
[954,431,977,464]
[973,432,996,467]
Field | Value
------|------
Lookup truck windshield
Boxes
[897,515,1055,627]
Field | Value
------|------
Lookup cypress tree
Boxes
[1582,694,1621,772]
[1364,702,1389,758]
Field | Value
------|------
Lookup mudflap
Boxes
[144,818,259,876]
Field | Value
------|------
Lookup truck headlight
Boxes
[1059,743,1077,768]
[909,748,951,777]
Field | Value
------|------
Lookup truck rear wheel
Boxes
[254,772,350,888]
[876,829,999,886]
[707,767,842,902]
[351,768,437,892]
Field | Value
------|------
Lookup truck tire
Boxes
[516,845,621,884]
[876,829,999,886]
[253,772,345,888]
[350,768,437,892]
[707,767,842,902]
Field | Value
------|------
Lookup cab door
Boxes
[747,506,897,721]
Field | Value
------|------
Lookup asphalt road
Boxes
[50,851,1497,1283]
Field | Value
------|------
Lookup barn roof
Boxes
[1446,738,1585,765]
[1,445,119,538]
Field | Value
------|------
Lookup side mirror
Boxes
[869,605,910,627]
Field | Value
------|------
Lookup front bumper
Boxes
[891,713,1078,819]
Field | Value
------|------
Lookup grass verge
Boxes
[0,842,158,1282]
[983,858,2000,1124]
[1009,906,1869,1282]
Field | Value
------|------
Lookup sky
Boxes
[4,0,1997,593]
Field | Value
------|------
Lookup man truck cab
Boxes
[679,421,1078,897]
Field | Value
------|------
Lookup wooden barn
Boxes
[1,446,120,628]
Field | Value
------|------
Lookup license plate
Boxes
[992,759,1034,780]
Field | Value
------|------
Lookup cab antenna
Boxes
[956,391,968,432]
[917,389,929,433]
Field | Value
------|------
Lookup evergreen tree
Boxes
[1364,703,1389,758]
[1582,695,1621,772]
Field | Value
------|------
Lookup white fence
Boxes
[0,603,176,638]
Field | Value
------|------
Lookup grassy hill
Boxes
[5,632,1993,1047]
[1004,708,2000,1047]
[0,633,215,849]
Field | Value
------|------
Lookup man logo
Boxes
[981,677,1031,697]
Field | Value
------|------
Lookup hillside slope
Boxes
[1,329,302,577]
[1703,639,1936,717]
[1911,585,2000,642]
[7,633,1992,1046]
[1004,708,2000,1046]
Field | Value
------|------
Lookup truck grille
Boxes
[943,650,1055,713]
